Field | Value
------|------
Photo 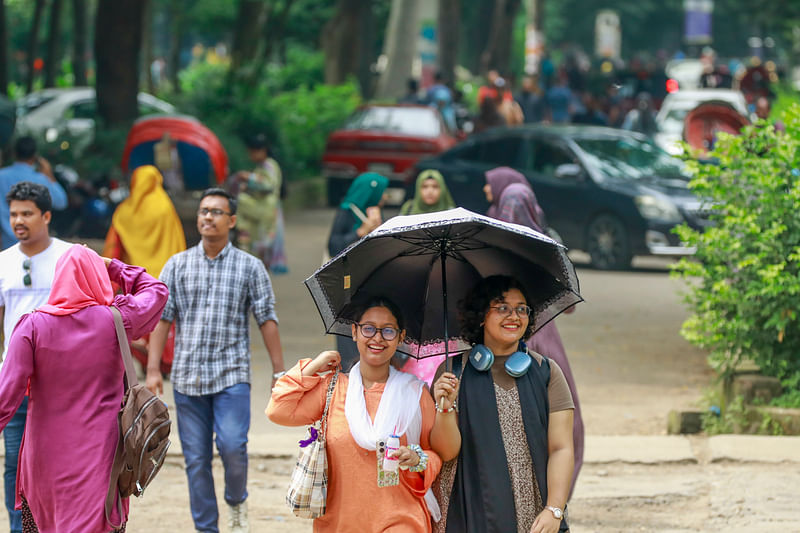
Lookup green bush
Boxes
[175,57,361,180]
[672,104,800,406]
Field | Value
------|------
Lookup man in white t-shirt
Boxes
[0,181,71,533]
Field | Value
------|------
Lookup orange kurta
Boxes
[268,359,442,533]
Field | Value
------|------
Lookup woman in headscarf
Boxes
[327,172,389,371]
[398,169,457,384]
[399,169,455,216]
[102,165,185,374]
[484,166,584,500]
[232,134,288,274]
[0,245,168,533]
[102,165,186,278]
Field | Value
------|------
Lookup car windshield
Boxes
[16,95,55,118]
[343,107,441,137]
[575,137,688,180]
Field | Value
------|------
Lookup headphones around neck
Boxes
[468,341,532,377]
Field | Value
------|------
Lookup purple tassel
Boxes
[299,426,318,448]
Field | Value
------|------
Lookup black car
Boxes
[410,125,710,269]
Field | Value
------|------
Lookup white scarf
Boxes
[344,362,441,521]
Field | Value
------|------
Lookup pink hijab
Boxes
[38,245,114,316]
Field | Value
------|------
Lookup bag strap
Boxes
[348,204,368,224]
[104,306,136,529]
[110,306,139,390]
[319,369,339,444]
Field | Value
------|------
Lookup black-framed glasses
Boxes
[489,303,532,318]
[22,258,31,287]
[197,207,231,217]
[356,323,400,341]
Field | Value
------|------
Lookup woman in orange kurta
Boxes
[268,296,442,532]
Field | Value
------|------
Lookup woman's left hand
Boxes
[391,446,420,469]
[530,509,561,533]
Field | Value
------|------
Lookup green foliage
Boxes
[671,104,800,397]
[174,55,361,179]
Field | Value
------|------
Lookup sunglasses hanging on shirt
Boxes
[22,258,31,287]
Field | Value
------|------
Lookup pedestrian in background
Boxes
[327,173,388,371]
[484,166,584,499]
[103,165,186,278]
[268,296,442,533]
[0,245,168,533]
[102,164,186,373]
[146,188,286,533]
[0,137,67,250]
[0,182,71,533]
[231,134,288,274]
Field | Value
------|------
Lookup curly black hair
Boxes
[6,181,52,214]
[459,275,534,345]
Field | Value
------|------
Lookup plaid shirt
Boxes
[160,241,278,396]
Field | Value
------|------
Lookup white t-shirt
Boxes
[0,238,72,369]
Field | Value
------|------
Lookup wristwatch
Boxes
[272,370,287,379]
[545,506,563,520]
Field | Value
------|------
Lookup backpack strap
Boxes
[110,306,139,389]
[104,306,134,529]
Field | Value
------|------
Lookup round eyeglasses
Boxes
[489,303,532,318]
[355,323,400,341]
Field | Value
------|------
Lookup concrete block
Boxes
[709,435,800,462]
[755,406,800,435]
[667,409,704,434]
[584,435,697,464]
[731,374,783,405]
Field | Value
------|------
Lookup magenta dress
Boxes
[0,260,168,533]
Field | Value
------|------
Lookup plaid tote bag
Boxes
[286,369,339,518]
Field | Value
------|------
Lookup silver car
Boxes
[15,87,175,158]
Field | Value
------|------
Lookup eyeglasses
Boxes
[489,303,532,318]
[197,208,231,217]
[356,323,400,341]
[22,258,31,287]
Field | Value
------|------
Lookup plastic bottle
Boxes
[383,434,400,473]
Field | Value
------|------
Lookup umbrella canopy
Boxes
[305,207,582,358]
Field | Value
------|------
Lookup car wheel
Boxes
[586,214,632,270]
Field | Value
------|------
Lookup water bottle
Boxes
[383,434,400,473]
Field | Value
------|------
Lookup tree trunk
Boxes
[229,0,268,78]
[25,0,46,93]
[322,0,371,89]
[375,0,420,100]
[44,0,64,88]
[167,0,184,93]
[438,0,460,88]
[141,0,153,93]
[460,0,493,74]
[0,0,7,95]
[71,0,88,86]
[482,0,522,75]
[95,0,145,127]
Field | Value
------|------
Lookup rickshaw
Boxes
[684,101,749,156]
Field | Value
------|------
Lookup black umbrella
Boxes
[305,208,582,362]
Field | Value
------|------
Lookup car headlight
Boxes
[45,127,59,143]
[635,195,682,223]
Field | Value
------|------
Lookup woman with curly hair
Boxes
[430,275,574,533]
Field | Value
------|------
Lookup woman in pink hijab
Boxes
[484,166,585,500]
[0,245,168,533]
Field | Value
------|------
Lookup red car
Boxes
[322,104,458,205]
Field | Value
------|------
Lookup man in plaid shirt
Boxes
[146,188,285,533]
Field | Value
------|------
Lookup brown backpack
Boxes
[105,306,171,528]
